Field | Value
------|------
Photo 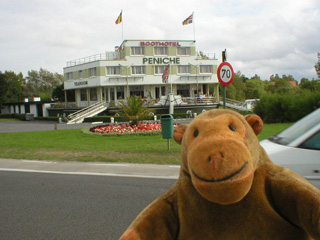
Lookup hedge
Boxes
[254,91,320,123]
[34,117,59,121]
[0,113,27,121]
[82,113,198,123]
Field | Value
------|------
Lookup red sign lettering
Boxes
[140,41,181,47]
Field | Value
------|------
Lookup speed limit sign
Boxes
[217,62,234,86]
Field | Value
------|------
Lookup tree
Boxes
[25,68,63,101]
[1,71,25,103]
[244,79,265,99]
[226,71,246,101]
[115,95,155,125]
[299,79,320,92]
[268,74,296,94]
[0,72,8,108]
[315,53,320,79]
[52,84,65,101]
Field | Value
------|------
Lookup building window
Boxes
[117,86,125,100]
[154,65,166,74]
[132,66,145,75]
[89,68,96,77]
[177,85,190,97]
[200,65,213,73]
[154,47,168,55]
[106,66,120,75]
[80,89,87,101]
[90,88,97,101]
[178,65,190,74]
[67,72,73,80]
[130,86,144,97]
[79,70,83,79]
[131,47,145,55]
[177,47,191,55]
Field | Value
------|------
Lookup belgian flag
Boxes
[115,11,122,24]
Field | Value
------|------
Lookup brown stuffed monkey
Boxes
[120,109,320,240]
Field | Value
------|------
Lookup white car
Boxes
[260,108,320,188]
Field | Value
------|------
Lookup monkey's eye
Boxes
[193,129,199,137]
[229,124,236,131]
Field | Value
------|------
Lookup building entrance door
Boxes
[110,88,115,101]
[155,87,160,99]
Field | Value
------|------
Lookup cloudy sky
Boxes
[0,0,319,81]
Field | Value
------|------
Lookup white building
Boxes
[63,39,220,108]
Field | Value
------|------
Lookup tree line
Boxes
[221,71,320,101]
[0,69,63,108]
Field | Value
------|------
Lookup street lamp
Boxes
[119,64,132,99]
[189,63,201,101]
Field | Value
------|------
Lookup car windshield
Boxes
[269,108,320,145]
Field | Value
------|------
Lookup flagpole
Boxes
[193,12,195,41]
[169,64,172,93]
[121,9,124,41]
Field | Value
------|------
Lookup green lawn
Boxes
[0,118,20,122]
[0,123,292,164]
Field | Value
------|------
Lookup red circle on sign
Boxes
[217,62,234,86]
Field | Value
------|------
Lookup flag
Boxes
[162,64,170,83]
[182,13,193,25]
[115,11,122,24]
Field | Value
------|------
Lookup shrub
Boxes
[34,117,59,121]
[254,91,320,123]
[0,113,26,120]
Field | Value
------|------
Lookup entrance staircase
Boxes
[66,101,108,124]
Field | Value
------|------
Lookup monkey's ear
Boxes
[173,124,188,145]
[244,114,263,135]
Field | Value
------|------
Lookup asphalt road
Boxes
[0,120,96,133]
[0,171,176,240]
[0,118,192,133]
[0,120,182,239]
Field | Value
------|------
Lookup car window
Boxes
[299,130,320,150]
[270,108,320,145]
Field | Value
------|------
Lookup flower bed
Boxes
[89,122,165,136]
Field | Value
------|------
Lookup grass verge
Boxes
[0,123,292,164]
[0,118,20,122]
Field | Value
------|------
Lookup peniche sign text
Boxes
[143,57,180,64]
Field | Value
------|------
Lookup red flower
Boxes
[89,122,177,134]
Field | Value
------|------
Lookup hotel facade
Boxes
[63,39,220,108]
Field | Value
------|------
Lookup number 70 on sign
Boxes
[217,62,234,86]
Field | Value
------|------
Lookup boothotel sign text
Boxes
[140,41,181,65]
[140,41,181,46]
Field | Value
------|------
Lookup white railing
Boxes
[196,52,216,60]
[182,97,219,105]
[219,97,253,111]
[67,101,108,124]
[66,52,121,67]
[50,102,77,109]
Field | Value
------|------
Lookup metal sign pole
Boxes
[222,49,227,109]
[217,51,234,109]
[223,85,226,109]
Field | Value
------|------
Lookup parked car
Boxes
[260,108,320,188]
